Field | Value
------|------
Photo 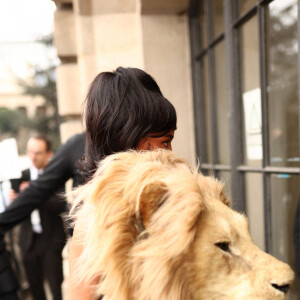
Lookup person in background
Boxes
[67,66,177,299]
[0,179,19,300]
[9,134,67,300]
[0,131,84,299]
[0,131,84,300]
[0,132,85,232]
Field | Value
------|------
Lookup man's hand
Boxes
[8,190,17,202]
[8,181,30,203]
[19,181,30,192]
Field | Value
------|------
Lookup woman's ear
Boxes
[137,181,168,229]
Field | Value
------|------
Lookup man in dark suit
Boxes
[9,134,67,300]
[1,133,85,231]
[0,132,85,299]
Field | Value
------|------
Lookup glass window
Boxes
[245,173,265,250]
[270,173,299,298]
[202,55,213,163]
[240,16,262,167]
[189,2,300,297]
[198,0,207,49]
[266,0,299,168]
[212,0,224,38]
[238,0,256,17]
[270,174,299,261]
[215,41,230,165]
[218,171,231,198]
[201,169,213,176]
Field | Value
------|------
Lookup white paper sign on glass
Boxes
[243,88,263,160]
[0,138,22,182]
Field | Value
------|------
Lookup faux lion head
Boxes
[69,150,294,300]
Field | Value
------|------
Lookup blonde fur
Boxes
[69,150,294,300]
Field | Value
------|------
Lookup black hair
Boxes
[82,67,177,179]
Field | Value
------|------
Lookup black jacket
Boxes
[18,173,66,254]
[0,233,19,297]
[0,133,85,231]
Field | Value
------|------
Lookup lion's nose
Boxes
[271,283,291,294]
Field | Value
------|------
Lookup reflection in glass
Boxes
[201,168,213,177]
[215,41,230,164]
[266,0,299,167]
[240,16,262,167]
[270,174,299,299]
[202,56,213,164]
[271,173,299,261]
[198,0,207,49]
[238,0,256,17]
[212,0,224,38]
[218,171,231,199]
[245,173,265,250]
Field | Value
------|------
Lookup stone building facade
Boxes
[52,0,196,165]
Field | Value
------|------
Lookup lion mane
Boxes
[69,150,294,300]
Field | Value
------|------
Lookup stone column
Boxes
[53,1,82,142]
[140,0,195,163]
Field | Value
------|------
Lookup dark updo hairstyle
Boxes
[82,67,177,179]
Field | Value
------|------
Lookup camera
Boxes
[10,170,30,193]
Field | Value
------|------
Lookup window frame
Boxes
[189,0,300,253]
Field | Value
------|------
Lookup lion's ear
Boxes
[137,182,168,229]
[219,186,231,207]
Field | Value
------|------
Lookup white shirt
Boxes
[30,166,43,233]
[0,180,12,213]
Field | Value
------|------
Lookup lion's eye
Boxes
[215,241,230,253]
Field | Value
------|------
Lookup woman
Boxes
[67,67,177,299]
